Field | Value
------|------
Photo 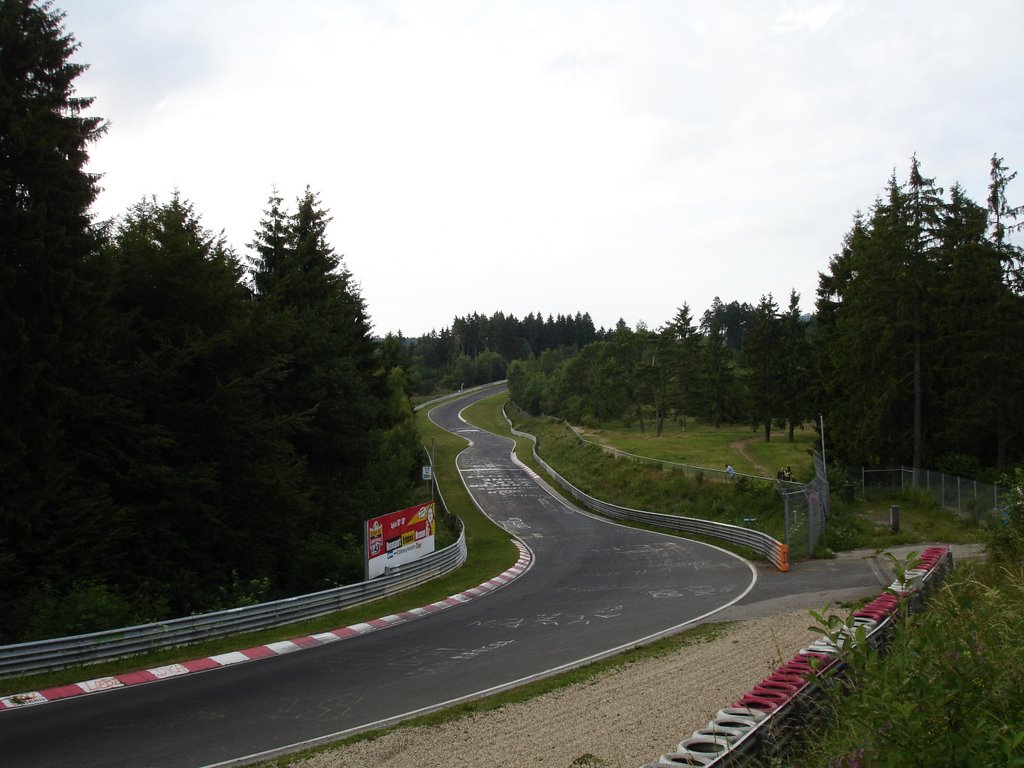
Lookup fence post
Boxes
[784,493,790,551]
[808,498,814,556]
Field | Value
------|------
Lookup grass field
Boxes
[576,417,820,482]
[511,407,986,557]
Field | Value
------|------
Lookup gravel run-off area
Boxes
[285,609,824,768]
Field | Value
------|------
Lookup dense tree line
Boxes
[816,155,1024,476]
[507,296,810,442]
[509,157,1024,481]
[388,310,606,395]
[0,1,422,641]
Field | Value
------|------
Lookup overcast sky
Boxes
[59,0,1024,337]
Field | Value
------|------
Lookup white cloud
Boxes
[772,1,844,34]
[62,0,1024,335]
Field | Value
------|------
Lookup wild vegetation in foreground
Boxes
[787,475,1024,767]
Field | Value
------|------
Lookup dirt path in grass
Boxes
[729,435,769,476]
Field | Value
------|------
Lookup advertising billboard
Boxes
[365,501,436,579]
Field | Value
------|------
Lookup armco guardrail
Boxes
[412,380,507,412]
[503,407,789,572]
[0,514,467,679]
[639,546,954,767]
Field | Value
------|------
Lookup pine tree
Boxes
[609,321,646,431]
[983,159,1024,468]
[905,156,944,474]
[742,293,782,442]
[777,290,809,442]
[101,194,309,615]
[665,303,700,431]
[0,0,110,638]
[249,188,418,589]
[248,188,290,298]
[988,154,1024,291]
[634,325,672,436]
[701,310,735,428]
[931,184,1006,469]
[816,157,1020,472]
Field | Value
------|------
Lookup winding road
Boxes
[0,385,764,767]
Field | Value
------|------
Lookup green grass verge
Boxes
[579,417,819,481]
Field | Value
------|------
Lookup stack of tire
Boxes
[639,546,952,768]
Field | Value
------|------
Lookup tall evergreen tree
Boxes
[0,0,110,637]
[983,160,1024,468]
[931,183,1009,469]
[817,161,946,468]
[248,188,290,297]
[905,156,944,473]
[817,157,1022,472]
[665,303,700,430]
[701,311,735,428]
[609,321,646,431]
[821,178,915,465]
[101,194,306,615]
[634,325,673,436]
[777,290,809,442]
[742,293,782,442]
[249,188,418,588]
[988,154,1024,292]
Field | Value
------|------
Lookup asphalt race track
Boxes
[0,385,783,767]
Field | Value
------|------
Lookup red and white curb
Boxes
[0,541,533,711]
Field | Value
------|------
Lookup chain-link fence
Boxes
[777,451,829,559]
[855,466,1006,523]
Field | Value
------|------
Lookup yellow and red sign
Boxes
[365,502,436,579]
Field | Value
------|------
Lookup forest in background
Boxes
[506,154,1024,482]
[2,1,1022,642]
